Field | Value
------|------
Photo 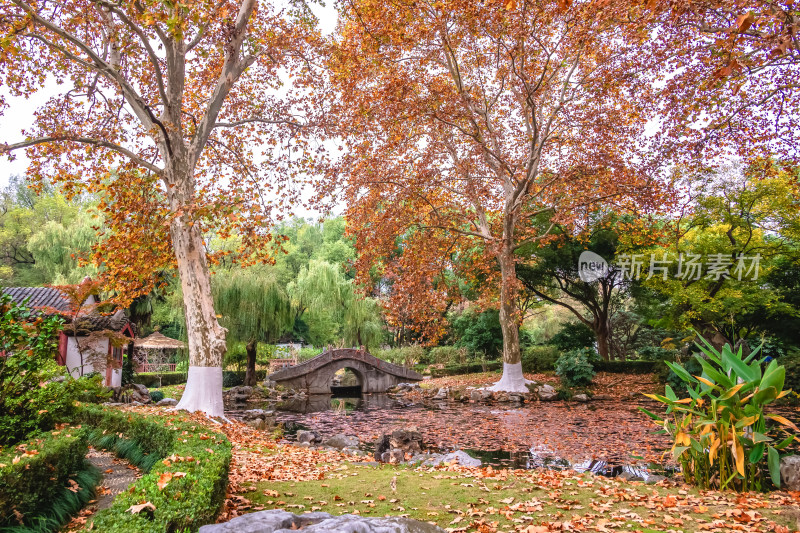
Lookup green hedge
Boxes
[430,361,502,377]
[593,360,661,374]
[521,346,560,372]
[136,369,271,388]
[77,406,231,532]
[0,428,90,527]
[134,372,187,388]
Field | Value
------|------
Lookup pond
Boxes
[227,393,678,472]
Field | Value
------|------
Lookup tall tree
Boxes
[213,269,292,386]
[516,219,650,361]
[1,1,321,415]
[331,0,664,390]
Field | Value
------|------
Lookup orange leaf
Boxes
[157,472,173,490]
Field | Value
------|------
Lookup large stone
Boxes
[780,455,800,491]
[573,394,589,403]
[296,430,318,444]
[121,383,150,404]
[381,448,405,463]
[156,397,178,407]
[433,387,448,400]
[323,433,359,449]
[242,409,274,421]
[424,450,482,468]
[198,509,445,532]
[535,384,558,401]
[469,388,493,402]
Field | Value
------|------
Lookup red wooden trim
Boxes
[57,332,68,366]
[119,323,135,338]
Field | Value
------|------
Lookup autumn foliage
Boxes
[329,0,667,366]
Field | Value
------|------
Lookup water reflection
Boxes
[275,393,401,414]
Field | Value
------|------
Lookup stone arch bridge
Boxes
[268,348,423,394]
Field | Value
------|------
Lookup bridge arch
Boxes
[268,348,423,394]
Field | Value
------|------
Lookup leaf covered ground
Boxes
[214,418,800,533]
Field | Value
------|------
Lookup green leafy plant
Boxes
[148,390,165,403]
[78,405,231,532]
[555,348,596,387]
[521,345,559,373]
[641,338,798,491]
[0,295,108,444]
[0,427,92,528]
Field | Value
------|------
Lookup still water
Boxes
[227,393,677,471]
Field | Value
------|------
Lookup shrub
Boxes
[641,339,798,491]
[637,345,677,361]
[450,308,504,357]
[781,348,800,394]
[555,348,596,387]
[430,361,502,377]
[222,370,244,388]
[1,295,64,444]
[78,405,231,532]
[593,360,661,374]
[376,346,425,367]
[428,346,468,365]
[521,345,559,372]
[134,372,187,388]
[149,390,165,403]
[0,427,90,527]
[550,322,595,352]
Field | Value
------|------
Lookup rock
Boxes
[424,450,481,468]
[407,453,433,465]
[592,394,614,401]
[121,383,151,404]
[433,387,448,400]
[263,379,277,389]
[375,428,423,462]
[469,388,493,402]
[199,509,446,532]
[226,385,254,402]
[248,418,270,430]
[508,392,525,404]
[156,397,178,407]
[242,409,274,421]
[494,392,511,403]
[535,384,558,401]
[323,433,359,449]
[644,474,667,485]
[573,394,589,403]
[388,448,405,463]
[296,430,318,444]
[129,401,143,406]
[617,471,645,482]
[780,455,800,491]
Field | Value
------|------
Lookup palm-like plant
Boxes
[641,337,797,491]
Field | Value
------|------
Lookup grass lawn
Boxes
[149,383,185,400]
[240,460,799,532]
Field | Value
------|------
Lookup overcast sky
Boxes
[0,2,338,191]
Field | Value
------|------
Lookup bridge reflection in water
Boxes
[276,392,400,414]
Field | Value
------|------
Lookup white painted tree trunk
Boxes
[486,362,532,392]
[488,246,531,392]
[170,215,228,417]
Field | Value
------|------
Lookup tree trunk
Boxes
[596,327,611,361]
[171,215,228,417]
[245,339,257,387]
[488,246,530,392]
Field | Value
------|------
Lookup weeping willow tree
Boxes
[26,210,99,284]
[288,260,384,350]
[213,269,292,386]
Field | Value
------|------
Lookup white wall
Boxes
[64,336,120,387]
